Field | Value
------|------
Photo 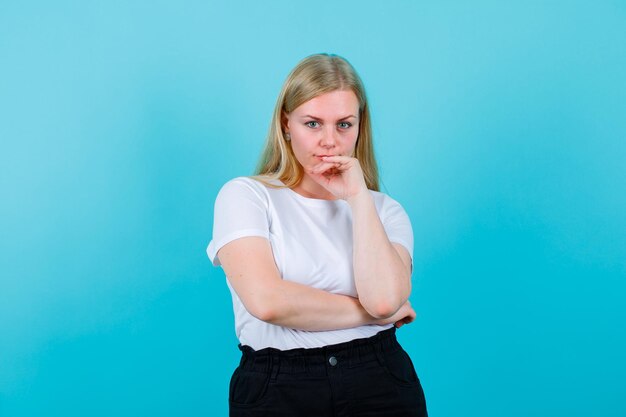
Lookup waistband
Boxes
[237,328,401,376]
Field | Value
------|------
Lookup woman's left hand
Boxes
[308,155,368,201]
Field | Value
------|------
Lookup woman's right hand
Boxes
[375,300,416,328]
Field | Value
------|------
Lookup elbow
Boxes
[362,284,411,319]
[359,280,411,319]
[247,303,276,323]
[362,299,402,319]
[368,304,398,320]
[245,298,282,323]
[236,281,287,324]
[254,306,278,323]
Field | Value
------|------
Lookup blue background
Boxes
[1,1,625,416]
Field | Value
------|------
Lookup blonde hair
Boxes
[253,53,379,191]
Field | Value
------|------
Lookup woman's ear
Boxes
[281,112,290,133]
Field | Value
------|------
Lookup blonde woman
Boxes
[207,53,428,416]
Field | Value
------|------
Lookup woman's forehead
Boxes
[292,90,359,117]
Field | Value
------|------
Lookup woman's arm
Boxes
[308,156,413,319]
[348,191,412,319]
[217,236,413,331]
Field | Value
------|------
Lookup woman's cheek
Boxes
[293,148,313,170]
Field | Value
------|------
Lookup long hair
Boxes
[253,53,379,191]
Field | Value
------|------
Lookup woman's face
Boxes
[285,89,360,174]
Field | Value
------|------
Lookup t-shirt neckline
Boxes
[275,180,344,207]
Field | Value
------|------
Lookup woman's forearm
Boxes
[258,279,412,331]
[218,236,407,331]
[347,191,412,318]
[257,279,378,331]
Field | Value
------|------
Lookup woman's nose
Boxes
[320,128,338,147]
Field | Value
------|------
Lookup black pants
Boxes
[229,328,428,416]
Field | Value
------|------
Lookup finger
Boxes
[320,155,352,164]
[320,160,350,170]
[311,162,345,175]
[310,161,338,171]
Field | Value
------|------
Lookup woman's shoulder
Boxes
[369,189,404,210]
[368,190,413,232]
[216,175,284,201]
[220,175,278,190]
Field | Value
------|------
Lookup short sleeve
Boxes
[381,197,414,262]
[206,178,270,266]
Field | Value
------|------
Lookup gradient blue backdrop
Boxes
[1,1,625,416]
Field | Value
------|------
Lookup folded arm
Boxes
[348,192,413,319]
[217,236,412,331]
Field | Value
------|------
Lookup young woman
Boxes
[207,53,428,416]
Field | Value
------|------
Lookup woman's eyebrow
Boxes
[301,114,357,120]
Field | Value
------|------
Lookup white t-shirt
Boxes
[207,176,414,351]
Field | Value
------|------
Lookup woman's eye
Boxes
[305,121,320,128]
[338,122,352,129]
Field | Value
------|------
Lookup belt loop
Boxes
[347,343,355,367]
[373,338,386,367]
[270,354,281,382]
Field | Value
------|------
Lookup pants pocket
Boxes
[382,348,420,386]
[229,367,271,407]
